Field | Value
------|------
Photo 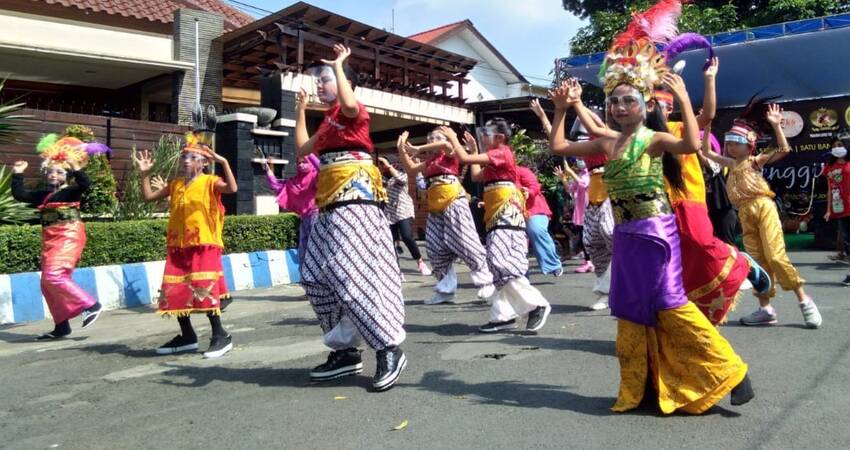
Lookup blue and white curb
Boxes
[0,249,300,325]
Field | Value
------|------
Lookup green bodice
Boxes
[602,127,671,223]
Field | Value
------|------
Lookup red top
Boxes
[424,152,461,177]
[313,102,374,153]
[825,161,850,218]
[482,145,518,183]
[582,153,608,170]
[516,166,552,217]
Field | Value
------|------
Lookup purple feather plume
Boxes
[663,32,715,70]
[84,142,112,156]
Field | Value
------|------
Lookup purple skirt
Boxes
[609,214,688,326]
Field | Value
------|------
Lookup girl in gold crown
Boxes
[134,131,237,358]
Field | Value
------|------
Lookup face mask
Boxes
[832,146,847,158]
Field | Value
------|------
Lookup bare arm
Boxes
[322,44,359,118]
[757,104,793,166]
[396,131,426,174]
[695,57,718,129]
[294,88,317,157]
[133,150,170,202]
[212,154,238,194]
[530,98,552,136]
[649,74,700,156]
[445,127,490,166]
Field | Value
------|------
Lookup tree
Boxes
[566,0,847,56]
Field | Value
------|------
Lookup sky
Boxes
[227,0,587,86]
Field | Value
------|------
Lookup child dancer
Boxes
[823,137,850,286]
[135,131,238,358]
[296,44,407,391]
[516,165,563,276]
[12,135,103,340]
[549,0,753,413]
[701,99,822,328]
[377,156,432,277]
[446,123,551,333]
[397,129,495,304]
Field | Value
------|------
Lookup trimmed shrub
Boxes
[0,213,299,274]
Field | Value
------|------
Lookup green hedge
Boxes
[0,213,299,274]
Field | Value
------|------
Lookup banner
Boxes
[712,96,850,235]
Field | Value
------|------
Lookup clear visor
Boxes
[724,133,750,145]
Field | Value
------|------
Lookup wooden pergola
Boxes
[218,1,477,106]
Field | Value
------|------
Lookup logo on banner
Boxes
[809,108,839,138]
[781,111,804,138]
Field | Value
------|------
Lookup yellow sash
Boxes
[316,161,387,209]
[483,183,526,231]
[427,179,463,214]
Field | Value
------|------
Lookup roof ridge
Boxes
[407,19,470,40]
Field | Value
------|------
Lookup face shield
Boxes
[306,65,337,104]
[476,124,508,152]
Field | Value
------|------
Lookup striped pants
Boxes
[301,204,406,351]
[583,200,614,294]
[425,198,493,293]
[486,228,549,322]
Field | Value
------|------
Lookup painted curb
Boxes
[0,249,300,325]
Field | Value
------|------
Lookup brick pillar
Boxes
[216,114,257,215]
[172,8,223,126]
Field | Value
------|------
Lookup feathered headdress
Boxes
[599,0,684,99]
[725,93,782,149]
[183,104,218,159]
[62,125,113,156]
[36,134,89,171]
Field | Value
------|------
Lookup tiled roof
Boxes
[407,20,468,44]
[38,0,255,31]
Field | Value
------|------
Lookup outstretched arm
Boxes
[695,57,718,129]
[757,104,792,166]
[294,88,317,157]
[212,153,238,194]
[396,131,426,174]
[133,150,170,202]
[530,98,552,136]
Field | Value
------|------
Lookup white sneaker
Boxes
[417,260,432,276]
[739,278,753,291]
[799,299,822,329]
[589,296,609,311]
[477,284,496,300]
[425,292,455,305]
[740,306,778,326]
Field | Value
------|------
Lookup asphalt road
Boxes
[1,250,849,450]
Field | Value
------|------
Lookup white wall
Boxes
[0,9,177,65]
[433,34,513,102]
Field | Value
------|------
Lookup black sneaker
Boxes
[203,334,233,359]
[743,253,772,295]
[731,374,755,406]
[373,346,407,392]
[842,275,850,287]
[478,319,517,333]
[526,305,552,331]
[35,331,70,341]
[81,302,103,329]
[310,348,364,382]
[155,334,199,355]
[219,296,233,312]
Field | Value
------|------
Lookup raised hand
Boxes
[377,156,391,169]
[766,104,784,127]
[553,164,565,181]
[565,78,583,105]
[151,175,168,191]
[133,150,154,174]
[661,73,689,101]
[320,44,352,67]
[438,126,457,142]
[463,130,478,154]
[296,88,309,112]
[549,82,571,109]
[396,131,409,153]
[12,160,28,174]
[211,152,228,165]
[704,57,719,79]
[530,98,546,118]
